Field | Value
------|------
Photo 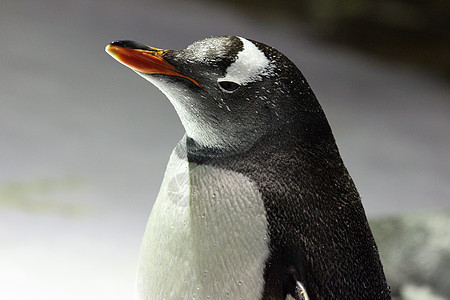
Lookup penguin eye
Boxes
[218,81,240,92]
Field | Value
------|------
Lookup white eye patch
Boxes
[218,37,274,86]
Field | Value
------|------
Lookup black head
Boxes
[106,36,329,153]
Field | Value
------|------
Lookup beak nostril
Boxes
[109,40,152,51]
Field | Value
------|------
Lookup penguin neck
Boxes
[185,135,251,159]
[182,121,389,297]
[185,112,336,163]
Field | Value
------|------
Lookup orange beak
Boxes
[105,41,201,88]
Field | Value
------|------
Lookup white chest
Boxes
[136,145,270,299]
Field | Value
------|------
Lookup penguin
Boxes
[105,36,390,299]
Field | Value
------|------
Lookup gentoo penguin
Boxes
[105,36,390,299]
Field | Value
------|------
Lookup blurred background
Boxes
[1,0,448,299]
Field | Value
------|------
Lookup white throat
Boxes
[139,74,227,149]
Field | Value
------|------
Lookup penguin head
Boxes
[106,36,325,153]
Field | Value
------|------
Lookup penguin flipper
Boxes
[286,281,309,300]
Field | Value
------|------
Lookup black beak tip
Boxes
[108,40,151,51]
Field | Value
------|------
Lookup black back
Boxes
[186,98,390,299]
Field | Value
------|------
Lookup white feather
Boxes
[218,37,274,86]
[136,138,270,299]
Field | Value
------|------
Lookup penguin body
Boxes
[106,36,390,299]
[137,138,269,299]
